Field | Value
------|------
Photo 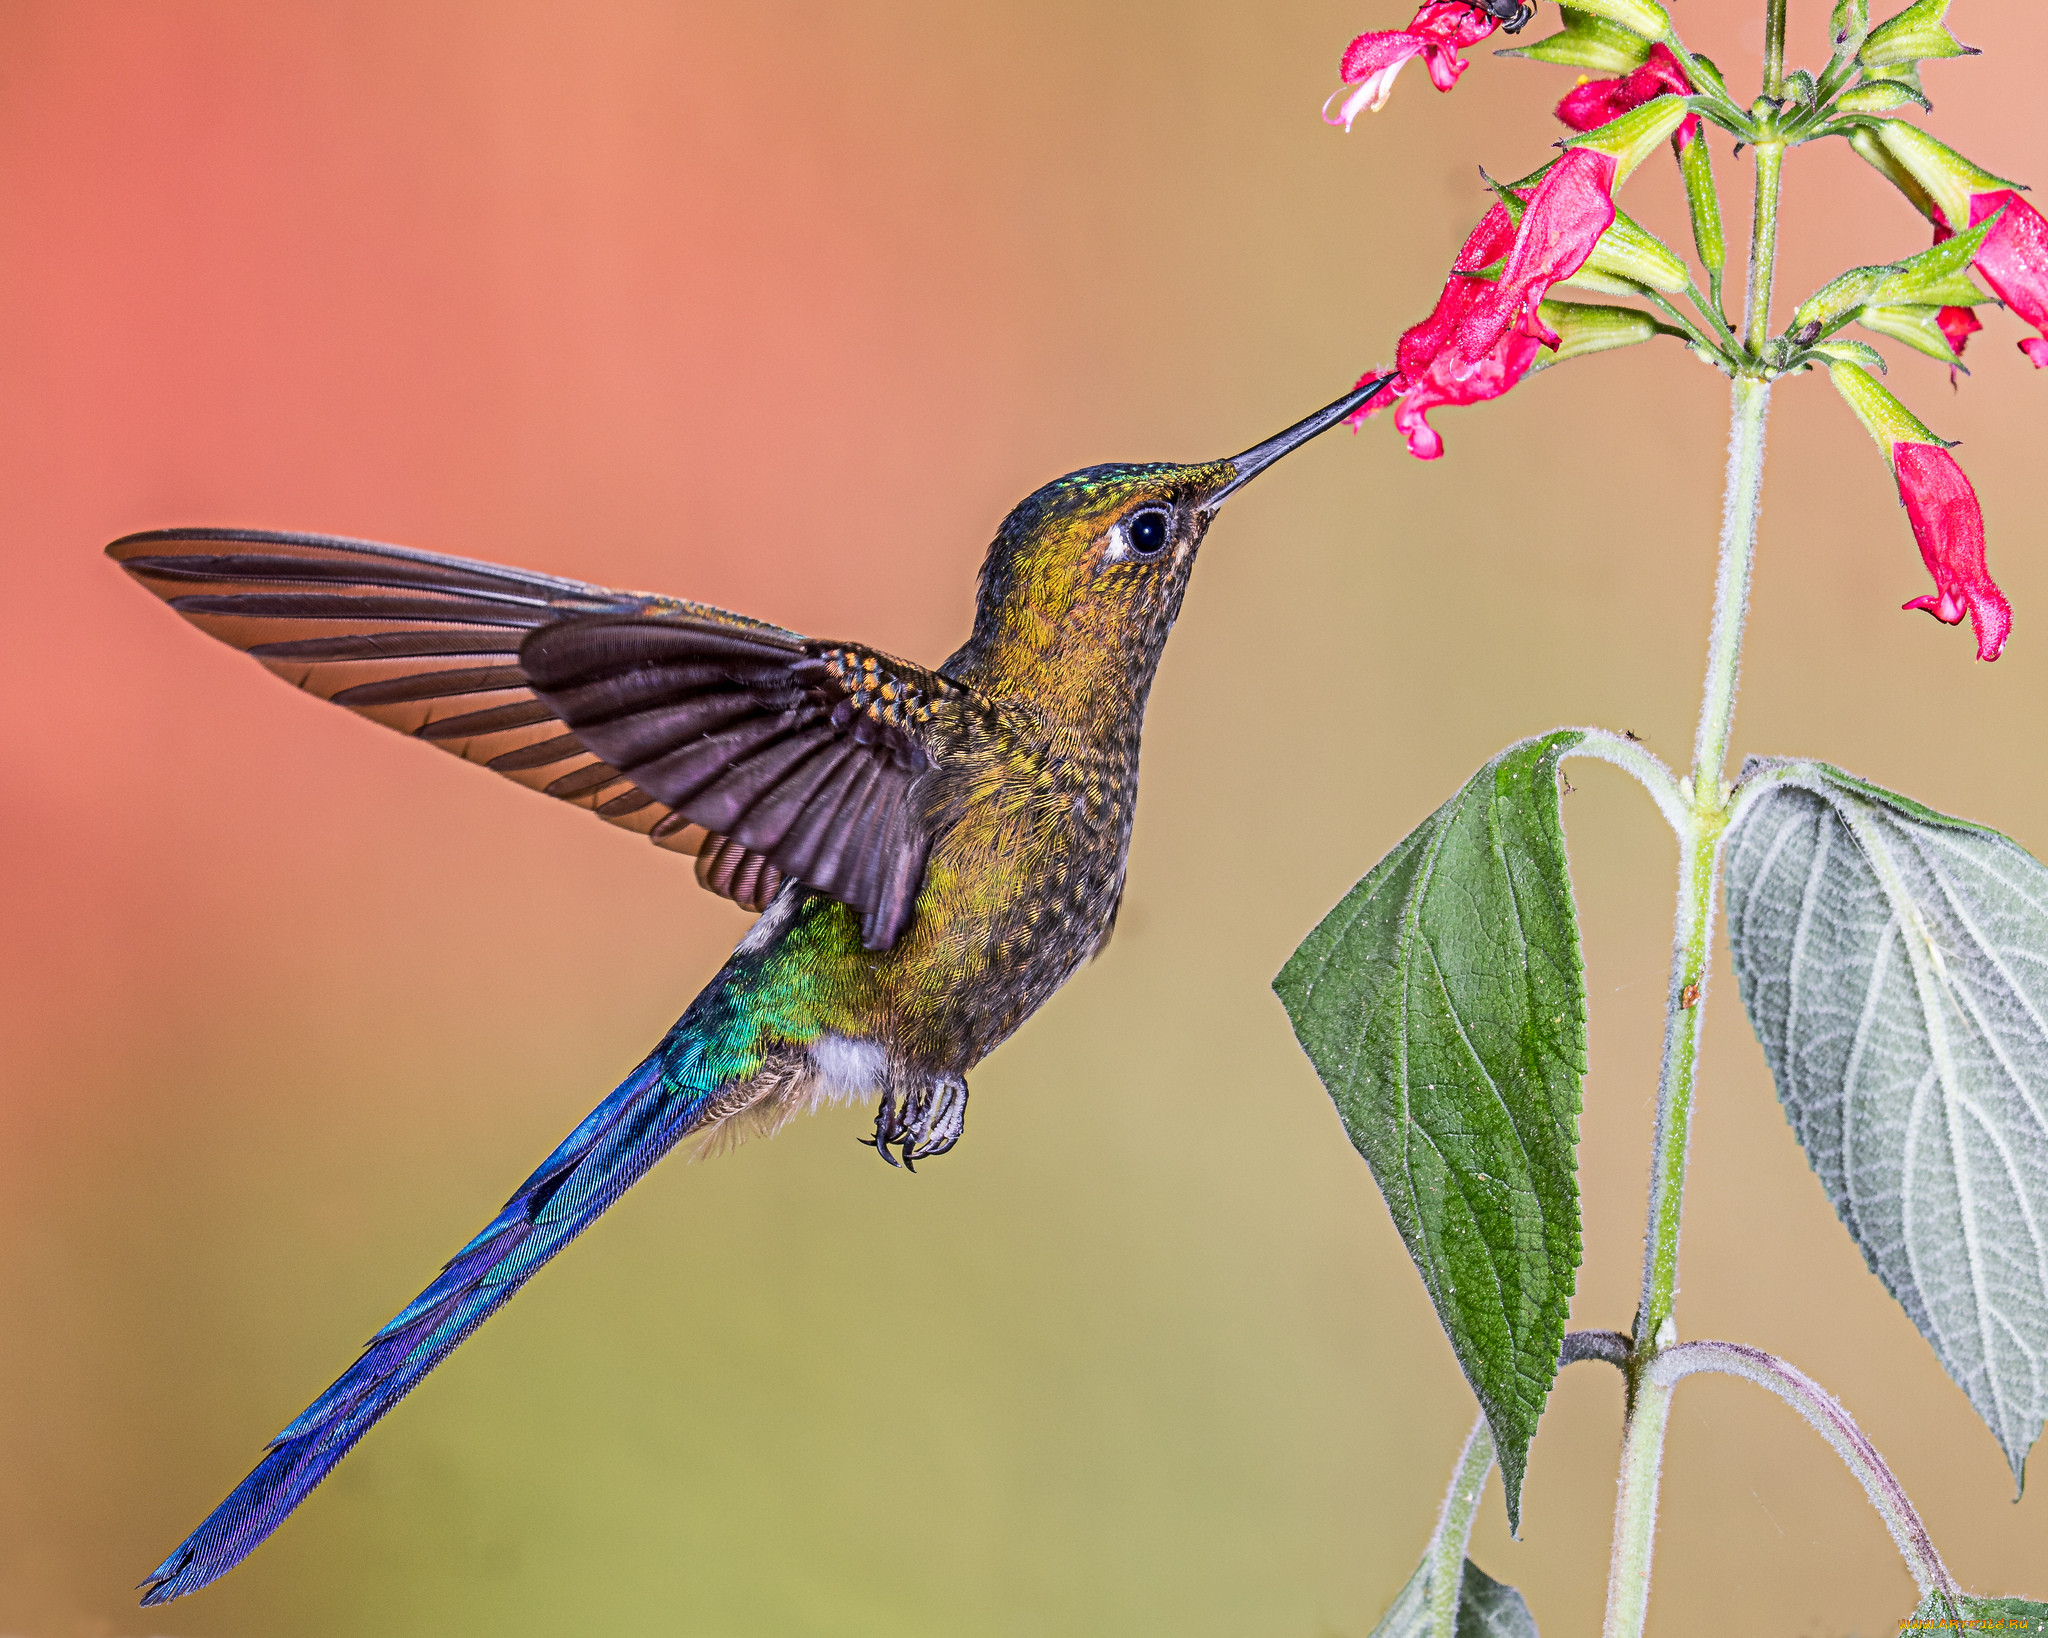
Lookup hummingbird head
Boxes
[948,375,1394,715]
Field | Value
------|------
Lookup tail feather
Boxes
[140,996,756,1605]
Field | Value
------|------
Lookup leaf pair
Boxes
[1277,735,2048,1527]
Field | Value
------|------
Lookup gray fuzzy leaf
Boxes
[1725,758,2048,1486]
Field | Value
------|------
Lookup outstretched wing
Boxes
[108,528,967,944]
[522,617,967,949]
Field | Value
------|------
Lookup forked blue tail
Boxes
[141,969,768,1604]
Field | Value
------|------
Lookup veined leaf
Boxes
[1725,759,2048,1487]
[1276,733,1586,1525]
[1369,1558,1540,1638]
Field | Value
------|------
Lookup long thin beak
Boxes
[1204,373,1397,510]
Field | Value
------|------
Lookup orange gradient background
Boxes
[1,2,2042,1633]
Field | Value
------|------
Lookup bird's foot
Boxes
[860,1075,967,1171]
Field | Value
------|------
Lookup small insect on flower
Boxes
[1680,983,1702,1009]
[1462,0,1536,32]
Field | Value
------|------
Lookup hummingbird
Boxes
[111,372,1392,1603]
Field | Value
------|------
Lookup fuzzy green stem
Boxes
[1645,1342,1960,1600]
[1426,1416,1496,1638]
[1600,8,1788,1629]
[1762,0,1789,98]
[1602,1375,1674,1638]
[1744,145,1785,358]
[1690,377,1772,797]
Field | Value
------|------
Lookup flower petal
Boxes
[1405,0,1505,50]
[1380,331,1546,460]
[1330,2,1502,117]
[1894,441,2011,660]
[1966,190,2048,366]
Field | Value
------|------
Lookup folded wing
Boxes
[522,617,967,949]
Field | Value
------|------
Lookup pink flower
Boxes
[1829,361,2011,660]
[1935,191,2048,367]
[1894,442,2011,660]
[1325,1,1506,128]
[1553,44,1700,152]
[1360,149,1620,458]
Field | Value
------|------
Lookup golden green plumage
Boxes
[114,378,1391,1604]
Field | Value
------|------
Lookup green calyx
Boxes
[1862,120,2018,230]
[1531,300,1673,370]
[1806,337,1889,372]
[1855,303,1967,367]
[1562,95,1692,183]
[1860,0,1977,73]
[1555,0,1671,40]
[1574,211,1691,295]
[1827,359,1947,451]
[1497,6,1652,72]
[1836,78,1931,113]
[1788,215,1994,340]
[1513,10,1650,71]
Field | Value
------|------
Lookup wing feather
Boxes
[111,527,979,946]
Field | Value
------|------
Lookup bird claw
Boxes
[862,1076,967,1170]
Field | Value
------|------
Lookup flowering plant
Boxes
[1280,2,2048,1631]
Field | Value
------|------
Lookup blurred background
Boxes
[1,1,2041,1633]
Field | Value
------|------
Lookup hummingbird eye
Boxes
[1124,508,1170,558]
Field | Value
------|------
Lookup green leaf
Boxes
[1496,6,1651,73]
[1725,759,2048,1488]
[1369,1558,1541,1638]
[1905,1590,2048,1628]
[1275,732,1586,1526]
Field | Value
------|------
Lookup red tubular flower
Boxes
[1359,149,1620,458]
[1829,361,2010,659]
[1325,1,1505,128]
[1894,443,2012,659]
[1936,191,2048,367]
[1553,43,1700,151]
[1864,126,2048,367]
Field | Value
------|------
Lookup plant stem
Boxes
[1426,1416,1496,1638]
[1599,6,1789,1633]
[1644,1342,1961,1602]
[1689,377,1772,802]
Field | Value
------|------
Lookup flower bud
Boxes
[1498,12,1651,73]
[1560,92,1692,182]
[1679,128,1725,276]
[1681,52,1734,107]
[1558,0,1672,40]
[1808,337,1888,371]
[1830,0,1870,55]
[1860,0,1976,73]
[1836,79,1930,113]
